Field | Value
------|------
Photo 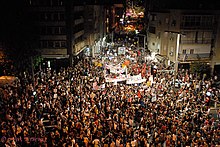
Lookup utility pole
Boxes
[172,33,180,98]
[164,31,184,97]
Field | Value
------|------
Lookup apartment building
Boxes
[148,9,220,70]
[27,0,68,59]
[84,4,106,56]
[26,0,107,65]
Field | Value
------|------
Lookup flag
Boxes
[137,90,142,98]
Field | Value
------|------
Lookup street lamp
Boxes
[164,31,185,72]
[164,31,185,97]
[175,33,180,72]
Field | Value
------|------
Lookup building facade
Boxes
[148,9,220,70]
[27,0,68,59]
[212,15,220,74]
[84,5,106,57]
[27,0,107,65]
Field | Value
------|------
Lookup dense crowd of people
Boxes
[0,55,219,147]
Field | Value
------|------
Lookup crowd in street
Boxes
[0,55,220,147]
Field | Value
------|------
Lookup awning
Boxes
[155,54,167,61]
[74,46,87,56]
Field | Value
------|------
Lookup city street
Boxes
[0,0,220,146]
[0,49,220,146]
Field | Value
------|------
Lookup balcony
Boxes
[74,30,84,39]
[181,40,211,44]
[74,41,86,55]
[74,18,84,25]
[179,53,210,61]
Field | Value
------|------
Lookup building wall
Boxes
[212,15,220,70]
[28,0,68,58]
[72,5,86,56]
[148,10,181,62]
[27,0,87,60]
[148,9,220,64]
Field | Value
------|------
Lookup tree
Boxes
[190,62,211,80]
[0,0,39,74]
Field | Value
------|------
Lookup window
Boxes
[201,16,213,27]
[149,26,156,34]
[60,13,65,21]
[52,0,59,6]
[60,27,66,34]
[171,20,176,26]
[195,31,198,43]
[48,41,54,48]
[55,41,60,48]
[182,49,186,54]
[52,0,64,6]
[40,27,47,35]
[41,41,48,48]
[165,18,169,24]
[53,13,59,21]
[54,27,59,34]
[47,27,53,34]
[40,13,46,21]
[45,13,49,21]
[181,15,213,29]
[60,0,64,5]
[151,14,157,21]
[61,41,66,48]
[157,32,160,39]
[158,20,161,25]
[190,49,194,54]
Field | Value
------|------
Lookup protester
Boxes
[0,55,219,147]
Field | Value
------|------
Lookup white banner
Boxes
[126,73,146,84]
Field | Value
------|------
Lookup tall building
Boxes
[84,4,106,56]
[26,0,107,65]
[0,0,124,68]
[147,8,220,72]
[27,0,67,59]
[212,15,220,74]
